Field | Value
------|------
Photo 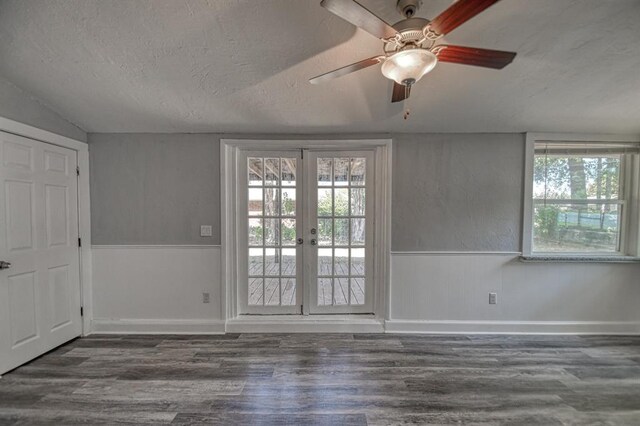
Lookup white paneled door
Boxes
[238,149,374,315]
[0,132,82,374]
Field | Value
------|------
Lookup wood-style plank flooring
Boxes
[1,334,640,425]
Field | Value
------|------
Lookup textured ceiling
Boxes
[0,0,639,134]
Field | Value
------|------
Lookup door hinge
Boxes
[300,148,304,159]
[78,237,82,247]
[76,166,80,176]
[300,304,303,315]
[80,307,84,317]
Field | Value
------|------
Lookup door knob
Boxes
[296,238,304,245]
[0,261,11,270]
[310,239,317,246]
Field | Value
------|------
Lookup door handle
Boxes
[310,239,317,246]
[0,261,11,270]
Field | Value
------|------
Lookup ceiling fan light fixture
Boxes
[381,46,438,85]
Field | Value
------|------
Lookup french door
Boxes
[238,149,375,314]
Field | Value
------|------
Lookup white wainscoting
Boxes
[388,252,640,334]
[91,245,225,334]
[90,248,640,335]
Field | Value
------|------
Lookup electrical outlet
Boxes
[200,225,212,237]
[202,292,210,304]
[489,292,497,305]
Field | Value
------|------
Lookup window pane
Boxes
[249,248,263,276]
[265,158,279,186]
[264,188,280,216]
[350,158,366,186]
[281,248,296,276]
[249,278,263,305]
[318,248,332,276]
[318,218,332,246]
[281,188,296,216]
[318,278,332,306]
[265,248,281,276]
[334,188,348,216]
[350,248,365,276]
[249,218,263,246]
[281,278,296,306]
[334,219,349,245]
[265,278,280,306]
[334,158,349,186]
[248,188,263,216]
[534,155,620,200]
[318,189,332,216]
[334,248,349,276]
[264,219,279,246]
[281,219,296,246]
[281,158,296,186]
[351,218,365,245]
[318,158,332,186]
[533,203,620,253]
[350,278,365,305]
[334,277,349,305]
[351,188,365,216]
[248,158,263,186]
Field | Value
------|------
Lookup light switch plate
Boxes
[200,225,213,237]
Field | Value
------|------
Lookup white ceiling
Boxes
[1,0,639,134]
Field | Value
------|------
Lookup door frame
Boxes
[221,139,392,322]
[0,117,92,337]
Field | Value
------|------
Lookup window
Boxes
[524,135,640,257]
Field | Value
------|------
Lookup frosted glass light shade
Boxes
[381,48,438,84]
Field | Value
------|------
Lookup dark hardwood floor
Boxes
[1,333,639,425]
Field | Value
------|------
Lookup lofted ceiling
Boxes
[0,0,639,134]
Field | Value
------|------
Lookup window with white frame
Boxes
[525,136,640,256]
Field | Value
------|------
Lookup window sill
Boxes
[520,255,640,263]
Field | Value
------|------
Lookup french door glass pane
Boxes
[316,156,367,307]
[248,156,298,307]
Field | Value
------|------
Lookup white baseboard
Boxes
[90,318,226,335]
[226,315,385,333]
[384,320,640,335]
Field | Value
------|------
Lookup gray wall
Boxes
[88,133,525,250]
[0,76,86,142]
[392,133,524,251]
[89,133,220,245]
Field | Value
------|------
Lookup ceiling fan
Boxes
[310,0,516,103]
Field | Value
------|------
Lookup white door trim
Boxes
[221,139,392,324]
[0,116,92,336]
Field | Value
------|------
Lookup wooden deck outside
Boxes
[248,254,365,306]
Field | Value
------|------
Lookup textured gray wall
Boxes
[0,77,86,142]
[88,133,524,250]
[89,133,220,245]
[392,133,524,251]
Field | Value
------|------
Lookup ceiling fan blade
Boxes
[435,45,516,69]
[391,82,411,103]
[309,55,385,84]
[428,0,501,36]
[320,0,397,40]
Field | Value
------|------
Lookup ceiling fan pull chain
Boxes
[403,83,411,120]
